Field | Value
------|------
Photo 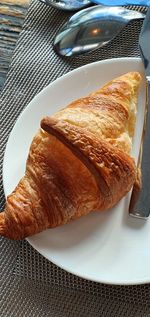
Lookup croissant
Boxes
[0,72,142,240]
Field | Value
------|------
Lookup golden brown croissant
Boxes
[0,72,142,240]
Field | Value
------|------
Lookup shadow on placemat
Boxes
[14,239,150,308]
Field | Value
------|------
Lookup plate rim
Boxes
[3,56,149,286]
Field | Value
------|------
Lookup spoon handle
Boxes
[92,0,150,6]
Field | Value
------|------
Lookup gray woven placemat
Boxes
[1,1,150,316]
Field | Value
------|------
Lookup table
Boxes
[0,0,29,91]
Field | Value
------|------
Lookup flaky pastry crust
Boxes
[0,72,141,239]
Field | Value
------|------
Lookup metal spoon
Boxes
[54,6,145,57]
[92,0,150,5]
[39,0,92,11]
[40,0,150,11]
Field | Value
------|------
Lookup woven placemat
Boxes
[1,1,150,316]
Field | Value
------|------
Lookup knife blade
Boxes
[92,0,150,6]
[129,7,150,219]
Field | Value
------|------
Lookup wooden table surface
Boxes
[0,0,30,91]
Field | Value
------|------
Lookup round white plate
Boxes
[3,57,149,285]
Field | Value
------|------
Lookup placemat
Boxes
[1,1,150,316]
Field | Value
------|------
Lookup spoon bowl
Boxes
[40,0,92,11]
[40,0,149,11]
[53,6,145,56]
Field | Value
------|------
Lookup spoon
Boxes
[40,0,150,11]
[54,6,145,57]
[39,0,92,11]
[92,0,150,5]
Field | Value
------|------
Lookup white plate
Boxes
[3,57,149,285]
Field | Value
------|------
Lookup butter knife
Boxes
[129,7,150,219]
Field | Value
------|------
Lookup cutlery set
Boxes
[42,0,150,220]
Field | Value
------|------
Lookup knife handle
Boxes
[92,0,150,6]
[129,78,150,219]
